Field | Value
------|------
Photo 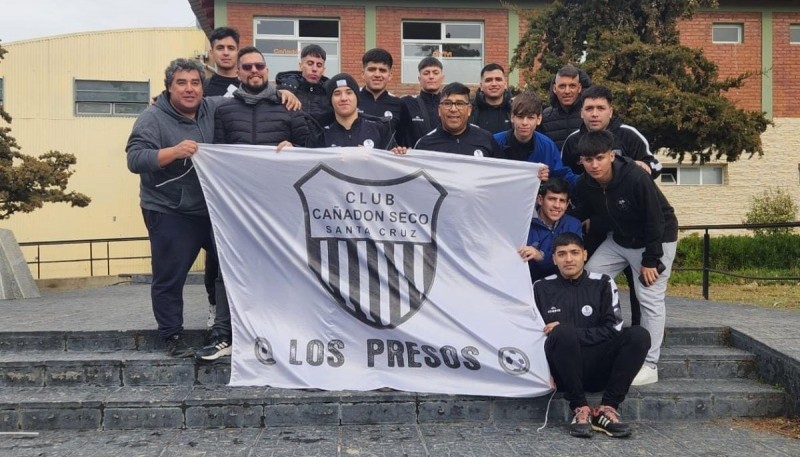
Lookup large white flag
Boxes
[194,145,551,397]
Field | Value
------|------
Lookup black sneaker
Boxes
[591,405,632,438]
[569,406,592,438]
[197,339,232,361]
[165,334,194,358]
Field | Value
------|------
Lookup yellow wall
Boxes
[0,28,209,278]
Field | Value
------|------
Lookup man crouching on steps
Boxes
[530,232,649,438]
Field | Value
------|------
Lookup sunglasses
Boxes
[240,62,267,71]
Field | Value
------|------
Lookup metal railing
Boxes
[677,221,800,299]
[18,222,800,296]
[19,237,151,279]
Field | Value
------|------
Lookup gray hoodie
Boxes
[126,92,222,216]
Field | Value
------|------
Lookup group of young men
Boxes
[126,26,678,439]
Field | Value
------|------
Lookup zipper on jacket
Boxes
[251,105,257,144]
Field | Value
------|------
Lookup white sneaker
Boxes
[206,304,216,328]
[632,364,658,386]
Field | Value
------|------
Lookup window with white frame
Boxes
[660,165,724,185]
[254,18,340,78]
[790,24,800,44]
[712,23,743,44]
[74,80,149,116]
[401,21,483,84]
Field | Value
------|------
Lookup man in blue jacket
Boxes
[518,178,583,282]
[493,91,578,187]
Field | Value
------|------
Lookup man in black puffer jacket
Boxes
[537,64,592,150]
[199,46,317,362]
[275,44,334,127]
[214,47,316,148]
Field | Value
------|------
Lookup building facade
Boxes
[189,0,800,227]
[0,28,208,278]
[2,2,799,279]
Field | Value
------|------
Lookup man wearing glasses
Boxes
[413,82,503,158]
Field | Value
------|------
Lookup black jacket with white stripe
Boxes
[561,116,662,179]
[414,124,504,158]
[533,270,623,347]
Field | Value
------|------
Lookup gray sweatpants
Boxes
[585,234,677,365]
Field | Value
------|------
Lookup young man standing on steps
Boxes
[400,57,444,147]
[202,26,241,331]
[533,232,650,438]
[572,130,678,386]
[204,27,240,98]
[358,48,406,141]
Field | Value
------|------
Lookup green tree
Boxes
[511,0,770,163]
[0,41,90,220]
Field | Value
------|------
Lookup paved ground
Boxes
[2,420,800,456]
[0,284,798,456]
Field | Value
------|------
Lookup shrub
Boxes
[676,232,800,271]
[742,188,798,236]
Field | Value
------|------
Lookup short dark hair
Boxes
[511,91,543,117]
[439,82,470,100]
[362,48,393,68]
[553,232,584,250]
[480,63,505,77]
[580,85,613,106]
[538,177,570,198]
[555,64,579,80]
[301,44,327,61]
[237,46,264,62]
[577,130,615,157]
[418,56,443,72]
[164,58,205,91]
[209,27,240,46]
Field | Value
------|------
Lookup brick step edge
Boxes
[0,349,758,388]
[0,379,786,431]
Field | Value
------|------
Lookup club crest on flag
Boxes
[295,164,447,329]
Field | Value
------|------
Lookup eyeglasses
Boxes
[439,100,470,110]
[240,63,267,71]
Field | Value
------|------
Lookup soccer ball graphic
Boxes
[254,337,276,366]
[498,347,530,375]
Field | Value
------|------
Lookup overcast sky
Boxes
[0,0,198,43]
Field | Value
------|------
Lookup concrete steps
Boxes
[0,327,788,431]
[0,346,757,388]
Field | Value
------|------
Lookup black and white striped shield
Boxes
[295,164,447,329]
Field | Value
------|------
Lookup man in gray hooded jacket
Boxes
[126,58,222,358]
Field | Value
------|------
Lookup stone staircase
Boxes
[0,326,787,431]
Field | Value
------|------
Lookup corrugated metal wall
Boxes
[0,28,208,278]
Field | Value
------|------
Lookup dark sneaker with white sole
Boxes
[592,405,632,438]
[165,334,195,358]
[569,406,593,438]
[197,339,232,361]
